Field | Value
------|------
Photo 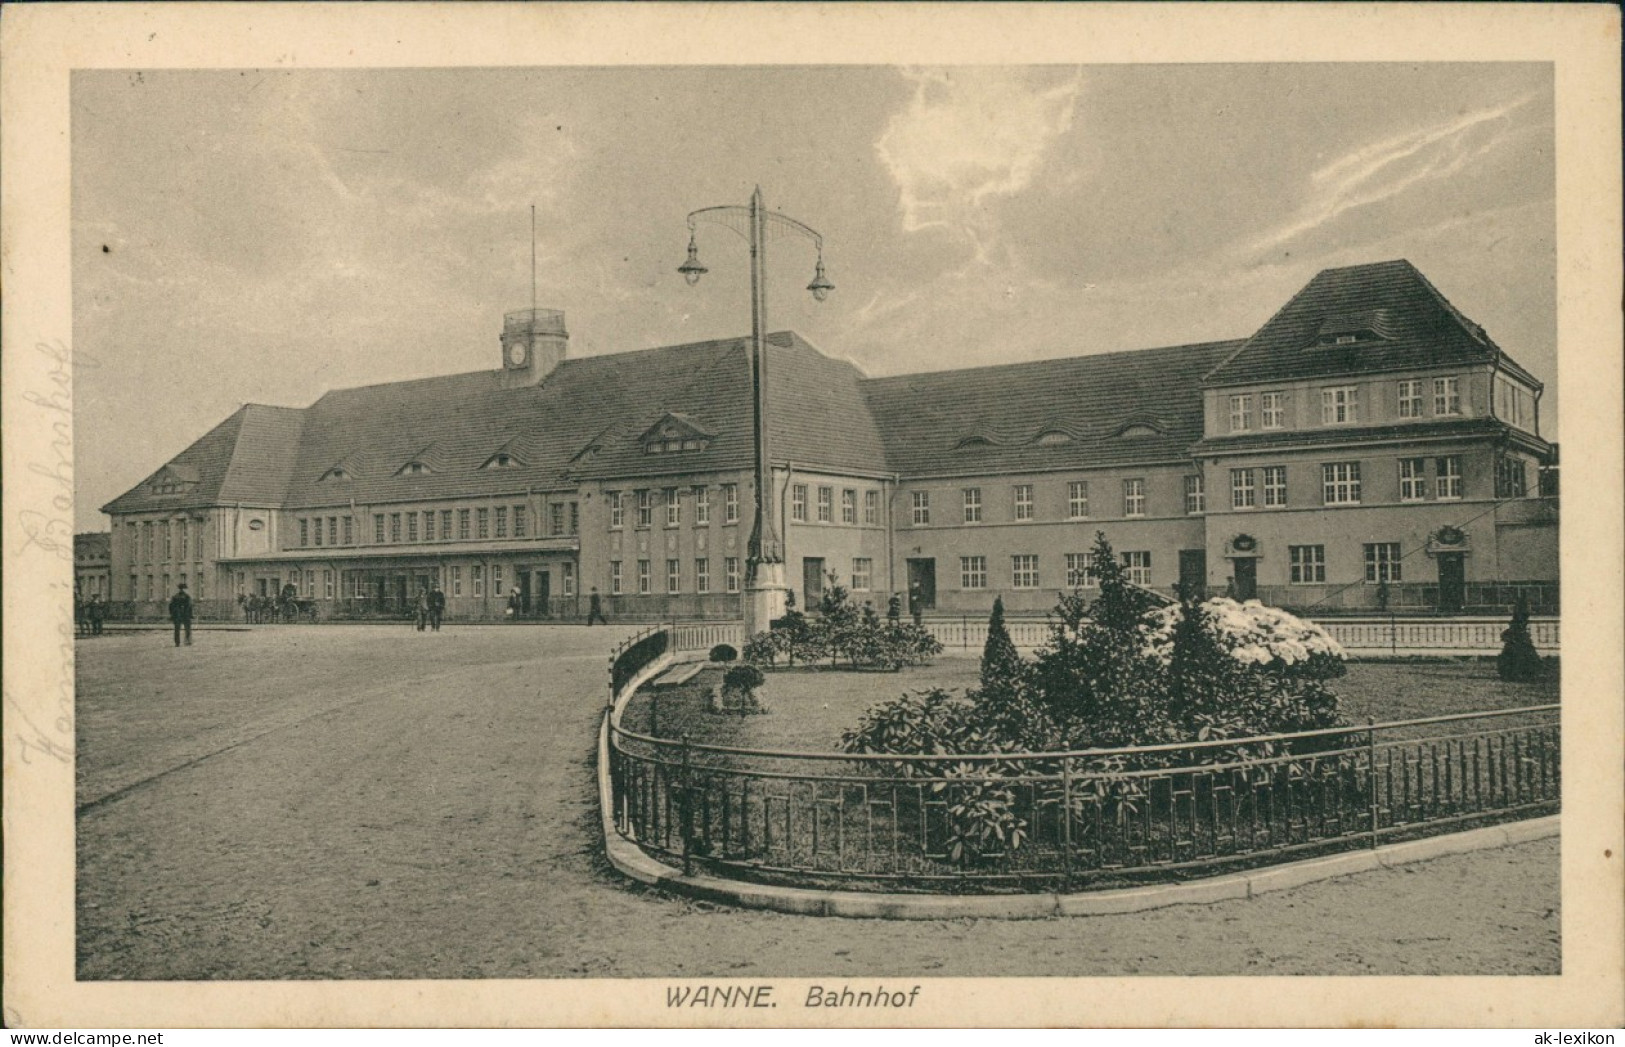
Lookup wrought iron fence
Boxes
[607,704,1558,889]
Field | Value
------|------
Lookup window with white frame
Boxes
[436,511,448,541]
[391,513,403,542]
[1321,386,1360,425]
[725,557,740,593]
[1260,391,1285,429]
[1013,484,1034,521]
[492,565,503,597]
[667,559,681,594]
[493,507,506,538]
[476,508,490,539]
[608,491,624,529]
[1434,376,1461,416]
[962,487,982,523]
[458,509,471,540]
[371,514,383,543]
[693,486,710,525]
[1011,554,1039,589]
[637,559,651,595]
[1436,456,1463,500]
[842,489,857,524]
[863,489,879,526]
[695,558,710,594]
[609,561,622,596]
[451,565,463,596]
[550,503,565,536]
[1184,474,1205,514]
[1496,455,1528,498]
[562,562,575,597]
[911,490,930,525]
[407,513,420,542]
[791,484,808,522]
[1123,478,1146,517]
[1289,545,1325,584]
[1397,380,1424,419]
[1121,551,1151,585]
[300,519,309,547]
[1262,465,1287,507]
[817,486,833,523]
[1230,468,1256,509]
[665,488,681,528]
[851,557,872,591]
[1229,394,1253,432]
[1322,462,1362,505]
[511,506,525,538]
[1363,542,1402,583]
[569,502,579,535]
[1065,552,1094,588]
[472,564,485,597]
[960,556,987,590]
[420,512,433,542]
[1399,458,1428,501]
[723,484,739,523]
[635,490,652,528]
[1068,480,1089,519]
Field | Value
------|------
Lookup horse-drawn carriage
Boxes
[239,591,319,623]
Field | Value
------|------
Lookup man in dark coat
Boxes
[586,586,607,626]
[88,593,105,636]
[169,581,193,647]
[427,583,445,631]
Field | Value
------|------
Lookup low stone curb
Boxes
[596,669,1558,918]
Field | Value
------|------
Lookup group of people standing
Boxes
[74,592,107,637]
[412,584,446,632]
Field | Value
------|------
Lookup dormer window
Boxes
[1034,430,1072,446]
[638,413,712,455]
[1117,425,1158,438]
[397,461,432,476]
[320,467,351,482]
[482,453,520,470]
[954,436,993,449]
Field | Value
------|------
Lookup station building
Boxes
[100,259,1558,622]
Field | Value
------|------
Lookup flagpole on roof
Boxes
[531,204,537,317]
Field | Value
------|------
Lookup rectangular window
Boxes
[476,508,490,539]
[1434,376,1461,416]
[339,516,351,545]
[1437,456,1463,500]
[610,561,622,596]
[569,501,579,535]
[695,558,710,595]
[164,524,174,560]
[130,574,138,601]
[693,486,710,525]
[665,488,681,527]
[841,489,857,525]
[1068,480,1090,519]
[1322,462,1362,505]
[304,569,314,597]
[324,570,335,599]
[1496,456,1528,498]
[791,484,808,522]
[667,559,681,595]
[1184,474,1205,515]
[1399,458,1428,502]
[438,510,450,541]
[1321,386,1360,425]
[608,492,624,529]
[458,509,471,540]
[562,562,575,597]
[725,557,741,594]
[494,506,507,538]
[1397,379,1423,419]
[1121,551,1152,586]
[407,512,419,542]
[637,560,651,595]
[1230,468,1256,509]
[182,525,192,559]
[863,489,879,526]
[1261,391,1285,430]
[1262,465,1287,508]
[723,484,739,523]
[542,503,559,537]
[1123,478,1146,517]
[472,564,485,597]
[911,490,930,525]
[1065,552,1095,588]
[389,513,402,542]
[636,490,652,528]
[1229,394,1253,432]
[816,486,833,523]
[492,565,503,598]
[1011,554,1039,589]
[450,566,463,597]
[851,557,873,591]
[513,506,526,537]
[963,487,982,523]
[1013,484,1034,521]
[163,573,171,598]
[146,575,154,600]
[960,556,987,590]
[1364,542,1402,583]
[301,519,311,547]
[1289,545,1326,584]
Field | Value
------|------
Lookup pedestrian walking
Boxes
[88,593,105,636]
[168,581,193,647]
[414,588,430,632]
[427,583,445,632]
[586,586,607,626]
[506,587,520,620]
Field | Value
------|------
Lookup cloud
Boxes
[1242,94,1538,260]
[876,67,1082,263]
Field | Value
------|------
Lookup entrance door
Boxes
[802,558,825,606]
[534,569,551,615]
[518,568,532,615]
[906,558,936,613]
[1231,557,1257,601]
[1178,550,1207,599]
[1437,553,1465,612]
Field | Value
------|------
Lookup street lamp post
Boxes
[680,187,833,634]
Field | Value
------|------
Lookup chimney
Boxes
[499,308,568,388]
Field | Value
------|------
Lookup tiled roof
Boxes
[101,406,250,514]
[218,405,306,504]
[861,340,1240,478]
[1204,260,1504,387]
[75,532,111,560]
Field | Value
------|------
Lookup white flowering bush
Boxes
[1143,597,1346,679]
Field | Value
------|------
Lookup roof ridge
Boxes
[864,338,1243,385]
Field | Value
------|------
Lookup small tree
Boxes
[980,597,1023,694]
[1497,596,1544,681]
[719,663,767,715]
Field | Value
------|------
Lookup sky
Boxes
[72,64,1556,532]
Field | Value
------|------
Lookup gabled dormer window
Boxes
[639,413,713,456]
[397,461,432,477]
[1034,430,1072,446]
[482,453,520,470]
[320,467,351,482]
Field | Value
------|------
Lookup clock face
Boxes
[508,343,528,367]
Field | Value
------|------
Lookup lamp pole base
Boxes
[743,561,789,635]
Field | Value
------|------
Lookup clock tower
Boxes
[499,307,569,389]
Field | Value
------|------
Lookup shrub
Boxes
[708,643,738,663]
[748,577,942,672]
[719,663,767,715]
[1497,596,1544,681]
